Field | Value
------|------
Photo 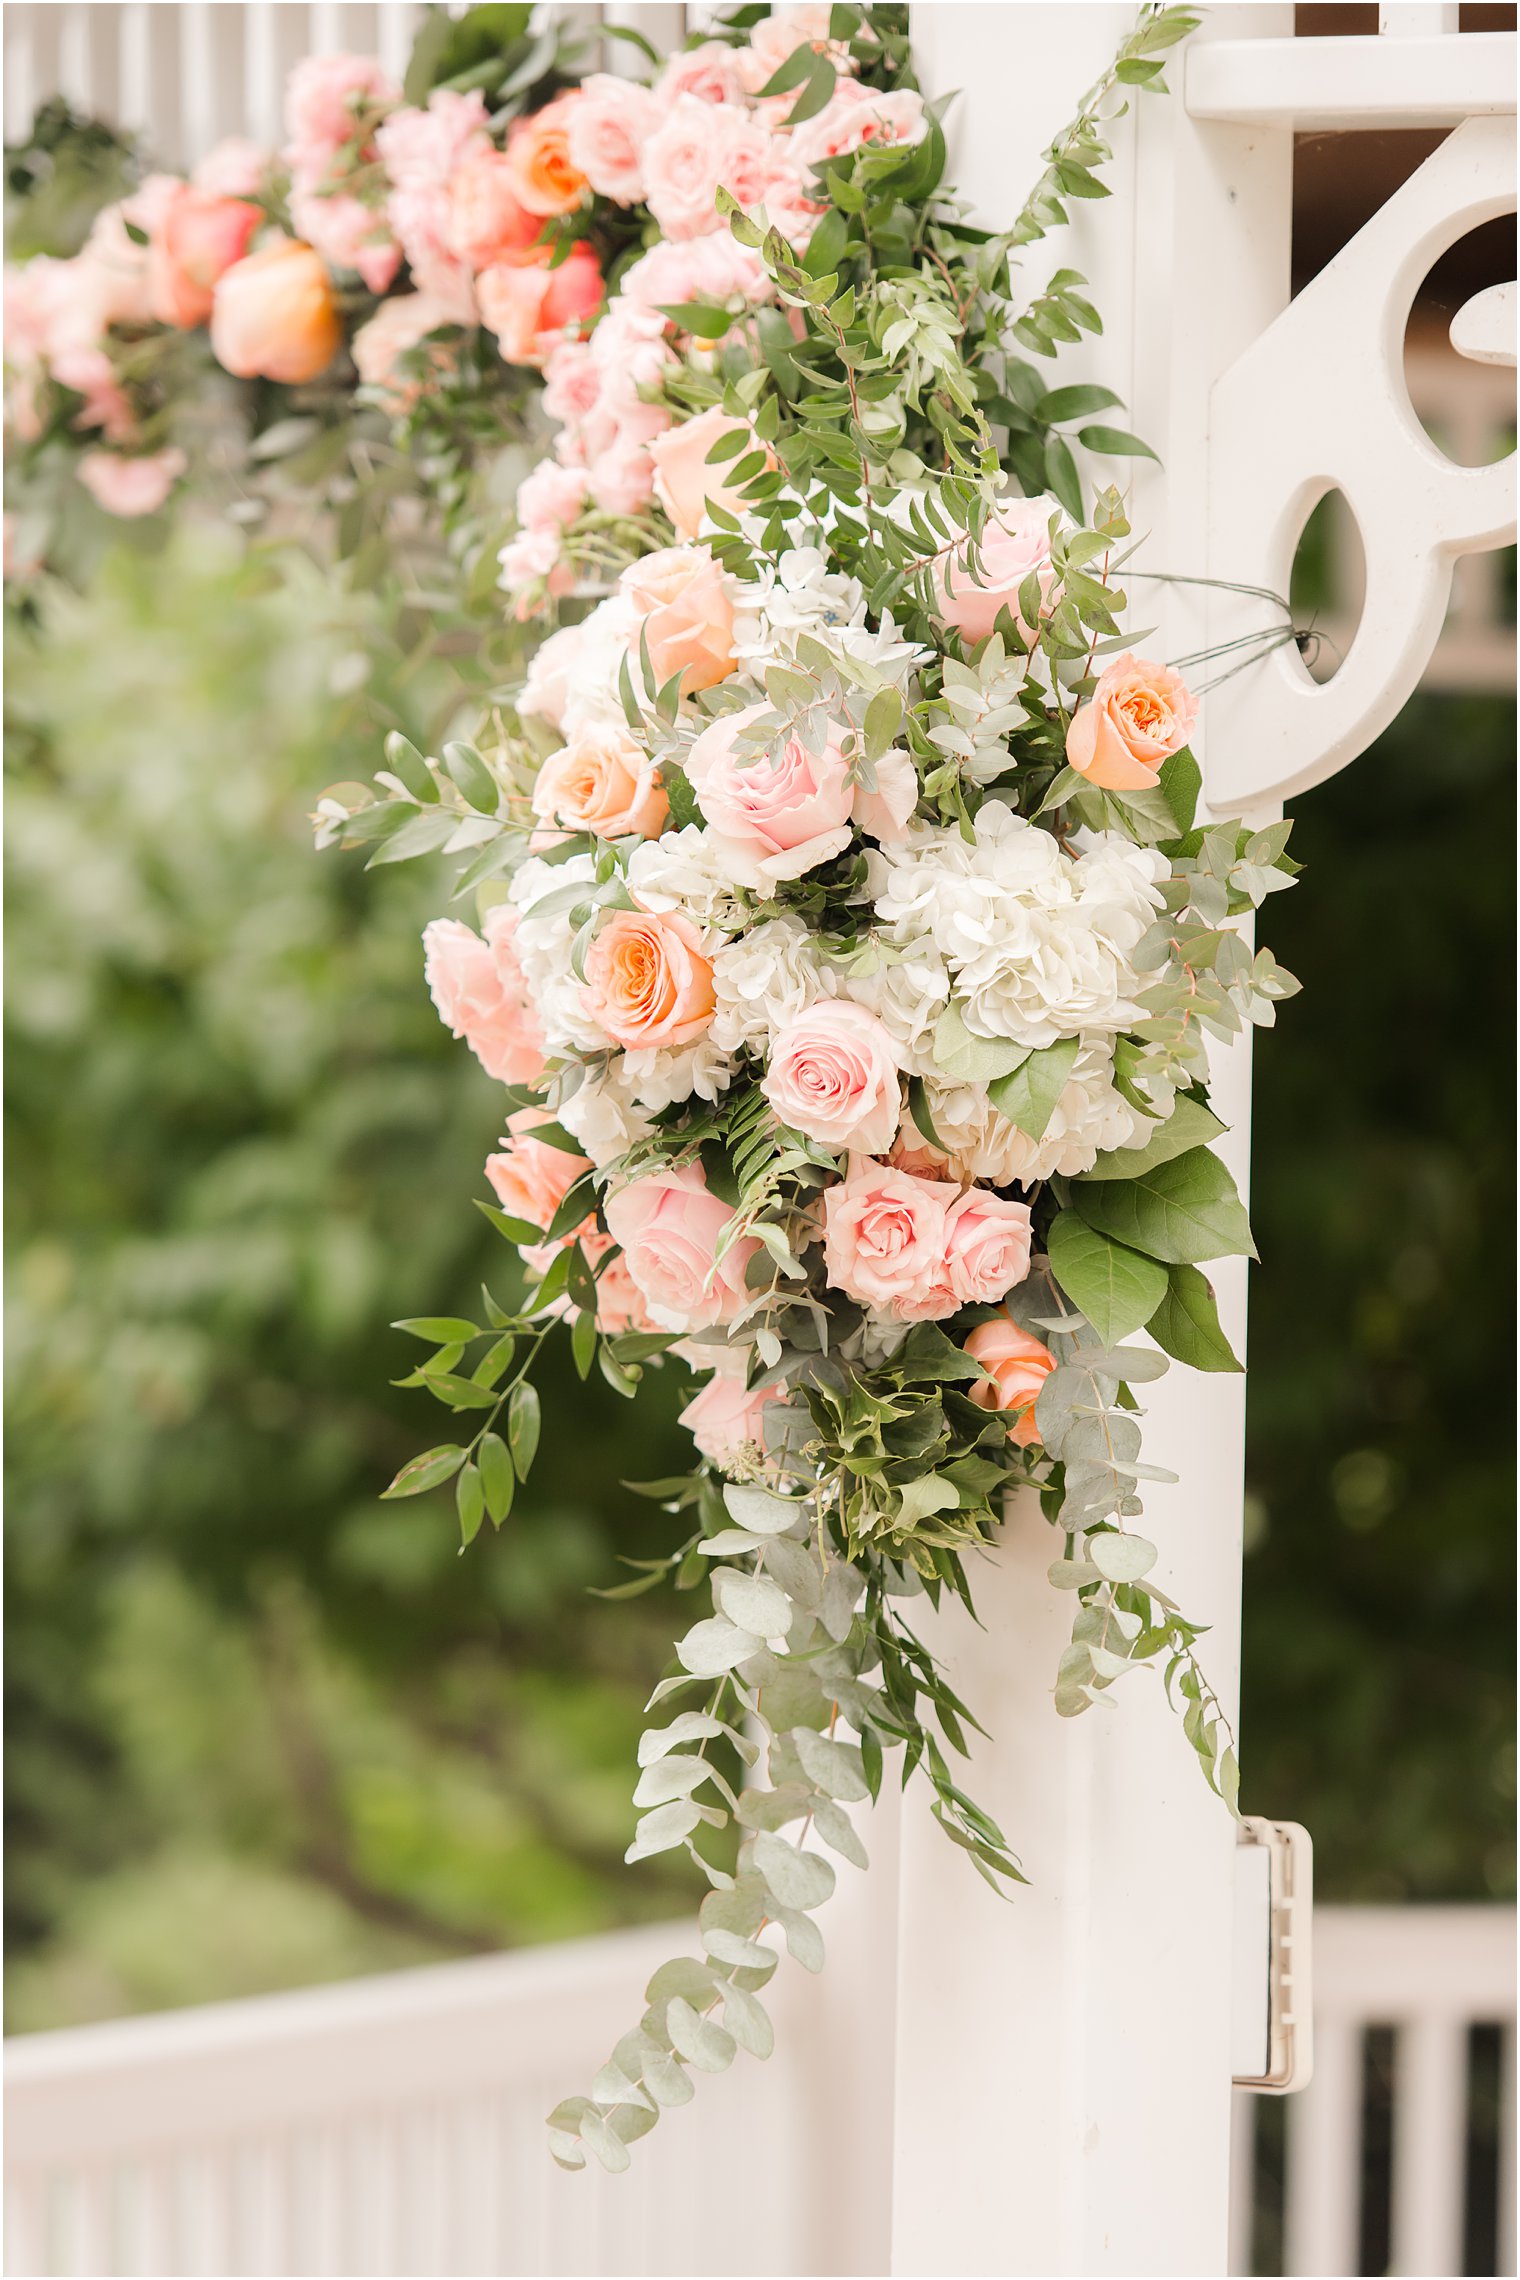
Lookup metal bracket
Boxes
[1232,1815,1314,2093]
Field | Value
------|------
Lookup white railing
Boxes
[5,1905,1514,2279]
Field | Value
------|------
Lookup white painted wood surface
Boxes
[5,1906,1513,2280]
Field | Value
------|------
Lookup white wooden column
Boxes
[890,12,1292,2274]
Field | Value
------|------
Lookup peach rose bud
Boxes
[582,906,716,1049]
[619,545,737,698]
[763,1001,902,1155]
[1065,652,1200,793]
[649,407,775,540]
[531,723,668,843]
[964,1317,1057,1448]
[210,237,341,384]
[680,1368,786,1470]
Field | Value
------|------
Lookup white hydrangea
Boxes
[507,853,607,1055]
[839,940,952,1076]
[711,915,835,1056]
[558,1062,654,1166]
[729,546,926,685]
[912,1038,1153,1184]
[558,594,638,741]
[872,803,1167,1050]
[625,825,750,934]
[621,1038,736,1116]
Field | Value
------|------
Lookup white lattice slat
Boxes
[1391,2013,1471,2277]
[1284,2013,1363,2279]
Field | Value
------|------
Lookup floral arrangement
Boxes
[23,0,1304,2172]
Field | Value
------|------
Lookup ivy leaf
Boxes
[1046,1212,1168,1344]
[1147,1264,1243,1373]
[1072,1147,1257,1264]
[987,1036,1080,1139]
[380,1445,466,1500]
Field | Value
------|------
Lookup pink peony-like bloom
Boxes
[194,138,267,200]
[566,74,661,206]
[964,1317,1057,1448]
[351,291,459,406]
[680,1365,787,1468]
[656,40,747,108]
[477,243,603,367]
[517,458,589,533]
[933,495,1062,650]
[642,94,741,241]
[485,1109,591,1232]
[533,722,669,843]
[582,906,715,1049]
[683,702,854,889]
[1066,653,1200,793]
[76,444,186,518]
[942,1190,1034,1307]
[149,180,263,328]
[649,407,773,540]
[543,340,602,428]
[505,94,589,218]
[422,906,546,1086]
[586,440,659,517]
[376,88,491,316]
[763,1001,903,1155]
[284,52,397,175]
[287,186,401,294]
[210,237,341,383]
[604,1163,760,1332]
[822,1157,954,1319]
[619,545,736,696]
[789,82,927,172]
[446,147,541,271]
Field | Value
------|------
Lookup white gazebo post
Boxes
[891,10,1515,2276]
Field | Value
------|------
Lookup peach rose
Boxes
[680,1369,786,1468]
[582,907,715,1049]
[619,546,736,697]
[505,95,589,218]
[943,1191,1033,1307]
[822,1158,953,1318]
[1066,653,1200,793]
[566,74,661,206]
[532,723,669,843]
[485,1110,591,1233]
[604,1164,760,1332]
[149,183,262,328]
[933,495,1061,650]
[683,702,853,889]
[446,148,541,271]
[764,1001,902,1155]
[649,408,773,540]
[76,445,186,519]
[964,1318,1057,1448]
[210,237,340,384]
[476,242,603,367]
[422,906,546,1086]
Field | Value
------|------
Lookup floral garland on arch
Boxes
[317,0,1306,2173]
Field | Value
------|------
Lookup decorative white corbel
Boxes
[1203,113,1516,812]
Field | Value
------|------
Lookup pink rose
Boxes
[763,1002,902,1154]
[210,237,340,384]
[193,139,266,201]
[943,1191,1033,1307]
[582,907,715,1049]
[533,722,669,842]
[287,187,401,295]
[76,445,186,519]
[422,906,546,1086]
[964,1318,1057,1448]
[446,148,541,271]
[517,458,589,533]
[519,1222,653,1333]
[543,340,602,428]
[1066,653,1200,793]
[283,53,397,174]
[680,1368,787,1468]
[649,407,773,540]
[376,90,491,315]
[477,243,603,367]
[149,181,262,328]
[738,6,845,93]
[933,495,1061,650]
[642,94,734,241]
[604,1164,760,1332]
[790,83,926,171]
[566,74,660,205]
[485,1110,591,1232]
[351,292,458,407]
[621,233,774,322]
[822,1159,953,1318]
[683,702,853,888]
[619,546,736,696]
[656,41,746,107]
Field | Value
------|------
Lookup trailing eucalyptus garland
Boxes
[312,0,1300,2171]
